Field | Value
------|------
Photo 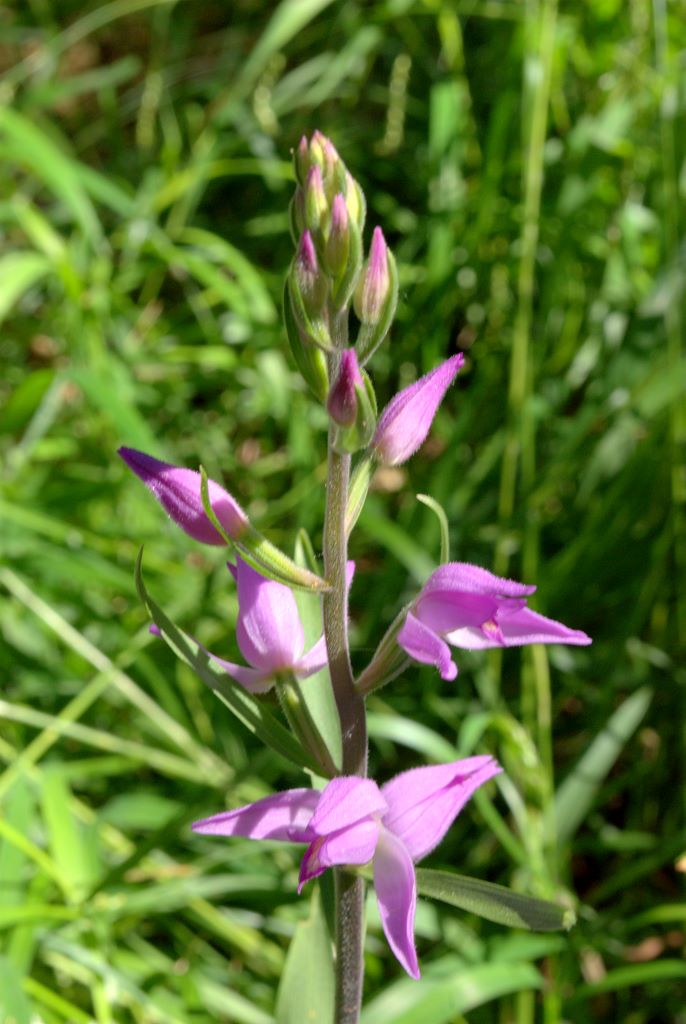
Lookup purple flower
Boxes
[372,354,464,466]
[193,755,501,978]
[118,447,248,546]
[398,563,592,681]
[199,557,332,693]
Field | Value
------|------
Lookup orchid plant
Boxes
[121,133,590,1024]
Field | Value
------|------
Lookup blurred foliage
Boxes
[1,0,685,1021]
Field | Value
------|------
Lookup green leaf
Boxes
[554,687,652,844]
[134,549,318,774]
[275,886,334,1024]
[415,869,575,932]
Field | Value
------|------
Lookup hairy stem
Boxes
[323,383,368,1021]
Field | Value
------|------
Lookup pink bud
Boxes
[118,447,248,545]
[327,349,363,427]
[354,227,390,325]
[305,164,327,229]
[372,354,465,466]
[294,230,326,314]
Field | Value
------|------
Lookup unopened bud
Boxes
[325,194,350,278]
[329,353,377,454]
[328,348,362,427]
[354,227,399,364]
[283,283,329,401]
[294,231,327,316]
[345,171,366,230]
[294,135,310,184]
[305,165,327,233]
[355,228,390,324]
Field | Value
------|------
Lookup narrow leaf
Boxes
[275,886,334,1024]
[415,868,575,932]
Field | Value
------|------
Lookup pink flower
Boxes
[193,756,501,978]
[398,563,592,681]
[372,354,464,466]
[118,447,247,545]
[198,558,331,693]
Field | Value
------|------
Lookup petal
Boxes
[118,447,247,545]
[192,789,319,842]
[298,819,379,890]
[149,623,273,693]
[381,757,502,862]
[235,558,305,672]
[495,605,592,647]
[420,562,536,600]
[373,828,420,979]
[294,633,328,678]
[372,354,464,466]
[198,647,274,694]
[309,777,386,836]
[397,612,457,681]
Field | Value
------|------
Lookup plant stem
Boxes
[323,387,368,1021]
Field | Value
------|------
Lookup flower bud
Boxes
[294,230,327,315]
[305,164,327,234]
[354,227,390,323]
[345,171,366,231]
[372,354,465,466]
[354,227,399,364]
[325,193,350,279]
[327,348,362,427]
[294,135,310,184]
[329,351,377,454]
[118,447,248,545]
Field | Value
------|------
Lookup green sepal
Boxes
[416,493,450,564]
[200,467,329,593]
[355,247,399,365]
[414,868,576,932]
[287,272,333,352]
[134,549,320,774]
[283,284,329,402]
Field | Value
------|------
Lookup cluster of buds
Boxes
[286,132,399,452]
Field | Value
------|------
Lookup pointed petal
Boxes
[118,447,248,544]
[192,789,319,842]
[198,646,274,694]
[397,612,457,681]
[380,757,502,862]
[235,557,305,672]
[309,777,386,836]
[298,819,379,890]
[495,605,592,646]
[294,633,328,678]
[420,562,536,600]
[373,828,420,979]
[372,354,464,466]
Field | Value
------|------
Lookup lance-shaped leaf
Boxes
[414,868,576,932]
[134,549,321,774]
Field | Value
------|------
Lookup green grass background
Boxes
[1,1,684,1021]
